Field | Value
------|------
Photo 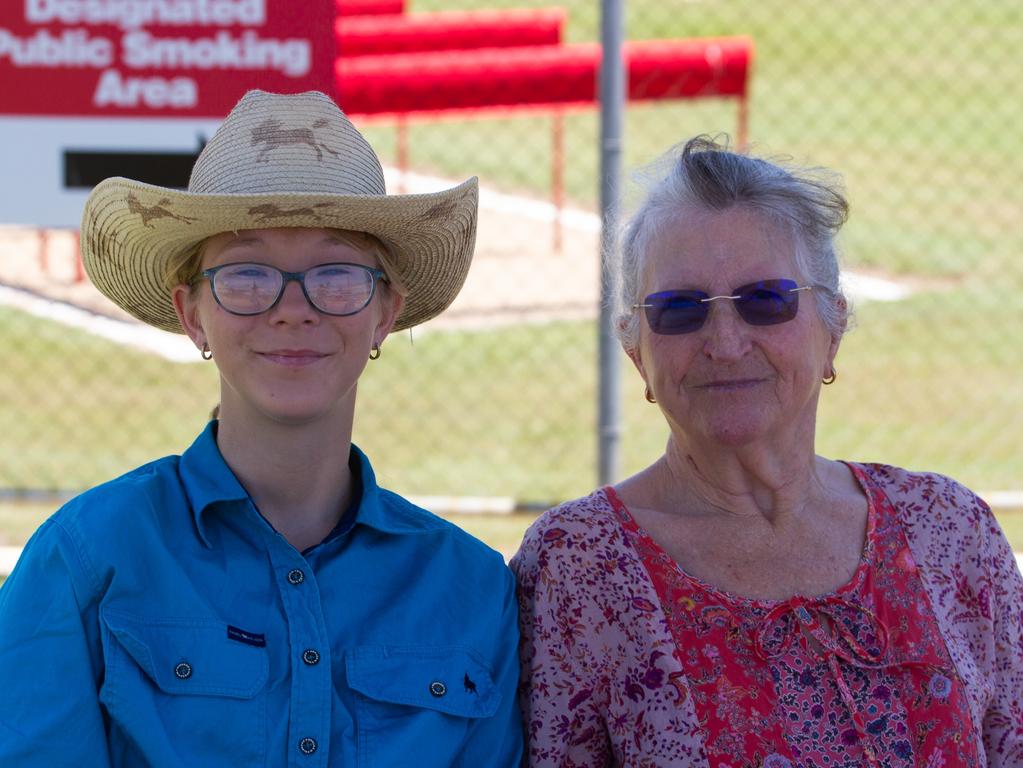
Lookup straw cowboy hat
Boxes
[80,89,478,333]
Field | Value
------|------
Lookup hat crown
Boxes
[188,90,386,197]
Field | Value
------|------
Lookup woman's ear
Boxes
[826,335,842,375]
[373,288,404,348]
[625,344,648,384]
[826,296,849,369]
[172,284,207,352]
[614,311,650,395]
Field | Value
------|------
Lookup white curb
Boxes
[1,546,23,578]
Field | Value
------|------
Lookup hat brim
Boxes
[80,175,478,333]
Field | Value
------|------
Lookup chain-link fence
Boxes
[2,0,1020,505]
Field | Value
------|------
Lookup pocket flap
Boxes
[347,645,500,718]
[103,610,268,699]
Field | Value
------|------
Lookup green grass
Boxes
[444,513,539,556]
[815,286,1023,486]
[0,502,55,547]
[0,305,219,490]
[1000,513,1023,554]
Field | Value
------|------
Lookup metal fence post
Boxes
[598,0,624,486]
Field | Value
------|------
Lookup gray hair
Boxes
[613,135,851,351]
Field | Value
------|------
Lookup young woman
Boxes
[0,90,522,767]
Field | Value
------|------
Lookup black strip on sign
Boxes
[63,150,202,189]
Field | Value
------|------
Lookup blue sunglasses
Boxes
[634,279,813,335]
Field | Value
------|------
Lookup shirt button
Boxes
[174,662,192,680]
[287,569,305,585]
[302,649,321,666]
[429,681,447,697]
[298,737,318,755]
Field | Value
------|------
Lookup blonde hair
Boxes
[163,239,206,291]
[329,229,408,297]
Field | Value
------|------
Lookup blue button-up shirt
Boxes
[0,424,523,767]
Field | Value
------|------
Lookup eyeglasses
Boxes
[194,262,389,317]
[634,278,813,335]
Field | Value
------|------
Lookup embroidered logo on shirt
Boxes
[227,625,266,648]
[463,673,477,695]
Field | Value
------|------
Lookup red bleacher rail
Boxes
[337,38,752,115]
[337,8,566,55]
[335,0,404,17]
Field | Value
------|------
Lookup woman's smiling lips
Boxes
[691,378,767,391]
[256,349,330,367]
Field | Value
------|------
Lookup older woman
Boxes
[0,90,522,766]
[512,137,1022,766]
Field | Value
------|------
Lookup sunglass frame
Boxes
[634,279,813,335]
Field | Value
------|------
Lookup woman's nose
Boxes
[700,301,752,361]
[269,278,319,323]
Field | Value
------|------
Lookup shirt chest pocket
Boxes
[101,610,268,767]
[347,645,501,768]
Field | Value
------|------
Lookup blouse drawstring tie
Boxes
[754,595,946,768]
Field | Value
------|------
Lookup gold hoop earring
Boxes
[822,368,837,385]
[644,386,656,404]
[201,342,213,361]
[369,344,381,360]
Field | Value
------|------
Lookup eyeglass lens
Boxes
[209,262,380,316]
[643,279,804,335]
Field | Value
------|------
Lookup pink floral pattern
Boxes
[512,464,1023,767]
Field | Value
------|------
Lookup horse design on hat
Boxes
[125,194,198,229]
[251,118,340,163]
[248,202,337,223]
[424,200,457,219]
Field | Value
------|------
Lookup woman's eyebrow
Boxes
[217,237,263,254]
[320,235,363,249]
[228,235,263,245]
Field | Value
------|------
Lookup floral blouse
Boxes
[511,464,1023,767]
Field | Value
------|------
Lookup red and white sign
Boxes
[0,0,335,226]
[0,0,336,117]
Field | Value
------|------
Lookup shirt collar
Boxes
[179,421,251,547]
[179,422,443,547]
[349,443,447,535]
